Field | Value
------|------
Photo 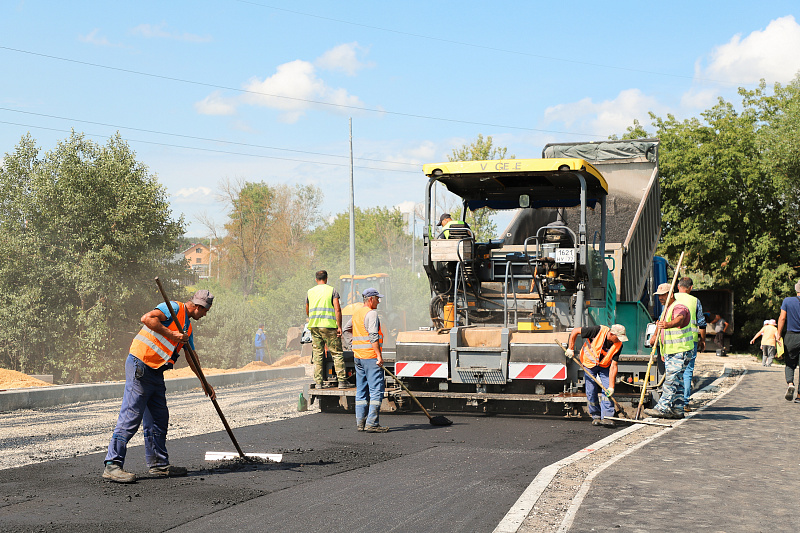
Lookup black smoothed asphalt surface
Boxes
[1,410,609,532]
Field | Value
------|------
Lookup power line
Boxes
[0,120,420,174]
[233,0,736,86]
[0,107,419,169]
[0,45,598,137]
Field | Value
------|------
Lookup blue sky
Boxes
[3,1,800,236]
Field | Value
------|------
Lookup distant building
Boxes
[181,243,213,279]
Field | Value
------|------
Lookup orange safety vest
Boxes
[580,325,622,368]
[351,305,383,359]
[130,301,192,369]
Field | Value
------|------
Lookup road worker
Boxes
[103,289,215,483]
[344,288,389,433]
[306,270,347,389]
[436,213,470,239]
[644,283,693,419]
[566,324,628,428]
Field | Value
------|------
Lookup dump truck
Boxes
[312,139,663,415]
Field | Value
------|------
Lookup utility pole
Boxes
[349,118,356,305]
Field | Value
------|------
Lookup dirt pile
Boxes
[0,369,54,390]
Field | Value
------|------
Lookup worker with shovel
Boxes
[565,324,628,427]
[102,289,215,484]
[344,288,389,433]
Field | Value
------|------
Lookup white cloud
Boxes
[237,59,365,123]
[78,29,124,47]
[315,42,373,76]
[171,187,215,205]
[699,15,800,85]
[194,91,237,116]
[543,88,662,137]
[131,22,211,43]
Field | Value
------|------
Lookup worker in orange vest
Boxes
[344,288,389,433]
[103,290,215,483]
[566,324,628,428]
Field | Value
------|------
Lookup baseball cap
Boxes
[362,288,384,299]
[436,213,451,226]
[191,289,214,309]
[653,283,672,295]
[610,324,628,342]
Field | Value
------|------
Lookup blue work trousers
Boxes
[585,366,614,419]
[354,357,385,427]
[681,343,698,406]
[655,350,690,415]
[255,348,265,362]
[105,354,170,468]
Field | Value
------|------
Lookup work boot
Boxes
[591,418,602,426]
[600,418,616,428]
[786,385,795,401]
[643,408,670,419]
[149,464,188,477]
[666,410,685,419]
[338,381,349,390]
[357,423,365,432]
[102,463,136,484]
[365,425,390,433]
[321,382,334,389]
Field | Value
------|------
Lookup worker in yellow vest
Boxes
[306,270,347,389]
[566,324,627,428]
[103,289,215,484]
[644,283,694,419]
[344,288,389,433]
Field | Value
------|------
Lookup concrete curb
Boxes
[0,366,305,412]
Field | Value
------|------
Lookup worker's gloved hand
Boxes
[604,387,614,398]
[565,348,574,357]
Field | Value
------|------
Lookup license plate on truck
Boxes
[555,248,575,263]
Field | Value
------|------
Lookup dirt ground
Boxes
[0,351,309,390]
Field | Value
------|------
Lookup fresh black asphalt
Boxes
[1,409,608,532]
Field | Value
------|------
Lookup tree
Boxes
[447,134,514,241]
[210,180,323,295]
[0,132,186,381]
[628,75,800,344]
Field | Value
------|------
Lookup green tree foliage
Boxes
[0,132,186,381]
[446,134,514,241]
[214,180,322,295]
[628,76,800,343]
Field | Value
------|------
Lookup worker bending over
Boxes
[566,324,628,427]
[102,290,215,484]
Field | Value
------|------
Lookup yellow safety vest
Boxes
[307,284,337,328]
[659,302,695,355]
[674,292,699,342]
[351,305,383,359]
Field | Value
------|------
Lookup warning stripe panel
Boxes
[395,361,448,378]
[508,363,566,380]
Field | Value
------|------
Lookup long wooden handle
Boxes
[154,278,245,458]
[634,251,685,419]
[379,364,433,420]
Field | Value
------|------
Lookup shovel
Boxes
[155,278,280,463]
[379,364,452,426]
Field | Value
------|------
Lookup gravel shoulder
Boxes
[0,365,316,471]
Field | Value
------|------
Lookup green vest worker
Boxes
[644,283,694,419]
[306,270,348,389]
[436,213,470,239]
